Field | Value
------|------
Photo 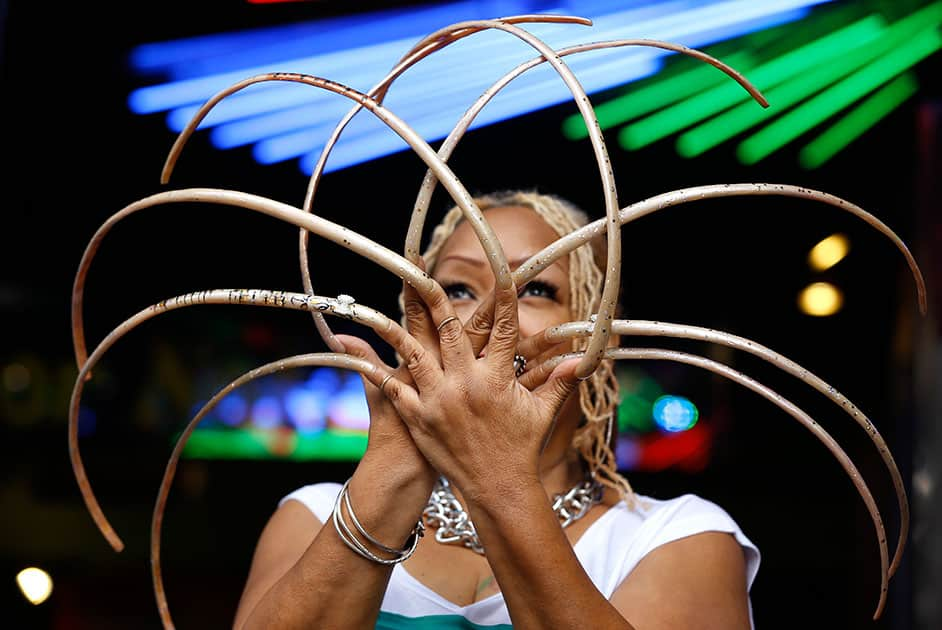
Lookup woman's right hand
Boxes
[333,333,436,486]
[333,264,444,487]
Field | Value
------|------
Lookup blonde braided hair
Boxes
[402,189,635,506]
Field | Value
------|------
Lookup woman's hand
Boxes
[378,281,581,501]
[332,270,446,488]
[334,334,435,485]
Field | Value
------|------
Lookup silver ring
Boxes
[379,373,393,394]
[513,354,527,377]
[437,315,459,332]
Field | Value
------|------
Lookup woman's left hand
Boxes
[378,281,581,501]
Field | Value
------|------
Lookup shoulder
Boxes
[622,493,760,588]
[277,482,343,524]
[633,492,746,531]
[607,494,759,628]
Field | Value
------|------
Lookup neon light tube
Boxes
[798,73,919,169]
[273,5,810,168]
[130,0,561,72]
[202,27,580,141]
[295,57,662,172]
[159,2,707,127]
[137,1,672,115]
[245,48,616,162]
[677,1,942,158]
[621,12,885,151]
[738,28,940,164]
[163,21,582,129]
[130,36,422,114]
[562,50,756,139]
[134,0,821,117]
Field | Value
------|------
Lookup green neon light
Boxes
[562,51,754,140]
[618,13,887,150]
[677,1,942,158]
[739,27,941,164]
[180,427,368,460]
[799,73,919,169]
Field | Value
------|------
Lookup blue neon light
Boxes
[126,0,833,173]
[296,6,811,173]
[131,1,578,76]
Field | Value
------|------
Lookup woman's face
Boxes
[431,205,573,340]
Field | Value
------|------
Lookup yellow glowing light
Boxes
[808,233,850,271]
[2,363,30,392]
[798,282,844,316]
[16,567,53,605]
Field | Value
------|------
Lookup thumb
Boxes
[334,334,386,369]
[533,357,581,418]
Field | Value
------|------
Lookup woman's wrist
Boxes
[344,454,435,548]
[358,447,436,490]
[459,468,545,524]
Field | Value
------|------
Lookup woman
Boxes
[232,190,760,629]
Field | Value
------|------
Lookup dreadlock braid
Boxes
[401,189,635,506]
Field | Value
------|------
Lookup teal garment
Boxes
[376,611,512,629]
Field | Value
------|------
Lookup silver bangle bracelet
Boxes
[331,479,424,565]
[344,482,406,555]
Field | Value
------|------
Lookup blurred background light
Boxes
[284,385,327,433]
[2,363,30,393]
[327,377,370,431]
[16,567,53,606]
[653,394,700,432]
[808,233,850,271]
[798,281,844,316]
[217,393,249,427]
[250,395,283,429]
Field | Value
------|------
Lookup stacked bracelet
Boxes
[331,478,424,565]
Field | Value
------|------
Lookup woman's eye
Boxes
[443,283,475,301]
[520,280,559,301]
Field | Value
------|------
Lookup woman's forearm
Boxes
[465,477,636,630]
[239,457,434,629]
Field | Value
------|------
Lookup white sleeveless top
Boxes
[280,483,760,629]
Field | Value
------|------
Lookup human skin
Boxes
[232,206,750,630]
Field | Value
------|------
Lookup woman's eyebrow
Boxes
[438,254,545,269]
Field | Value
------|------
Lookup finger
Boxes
[463,292,495,357]
[360,368,421,418]
[517,358,556,390]
[334,334,389,374]
[402,257,440,357]
[533,357,581,419]
[368,319,441,392]
[422,282,474,371]
[515,326,563,362]
[484,283,520,377]
[516,340,572,390]
[466,282,532,357]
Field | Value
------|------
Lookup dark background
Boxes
[2,1,939,628]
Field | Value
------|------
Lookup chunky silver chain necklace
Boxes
[422,475,604,555]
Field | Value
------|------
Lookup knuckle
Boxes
[492,316,518,340]
[438,319,463,343]
[466,307,492,334]
[403,299,427,322]
[426,287,449,311]
[406,348,424,369]
[384,382,401,401]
